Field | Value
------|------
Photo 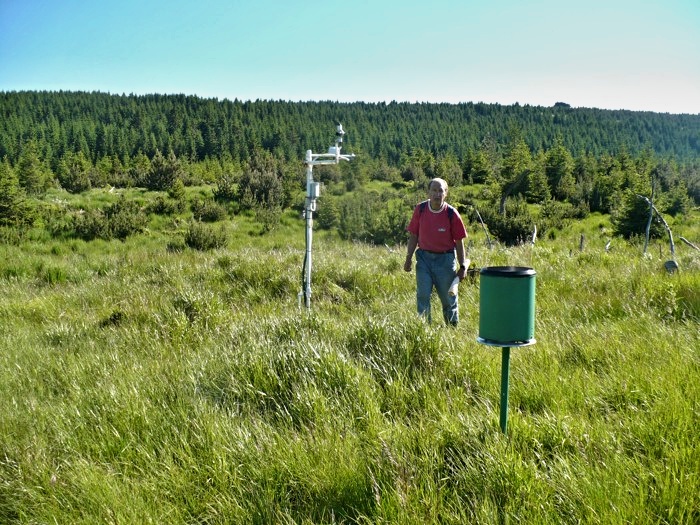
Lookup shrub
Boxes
[104,197,148,240]
[213,172,239,202]
[0,225,25,244]
[71,198,147,241]
[336,191,409,245]
[539,199,589,233]
[148,195,185,216]
[237,160,286,209]
[254,203,282,233]
[184,221,228,250]
[315,197,340,230]
[191,198,228,222]
[73,209,109,241]
[144,150,184,191]
[611,192,666,239]
[481,197,535,246]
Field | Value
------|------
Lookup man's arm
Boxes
[404,234,418,272]
[455,238,467,280]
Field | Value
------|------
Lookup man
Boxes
[404,178,468,325]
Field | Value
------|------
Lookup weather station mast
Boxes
[299,124,355,309]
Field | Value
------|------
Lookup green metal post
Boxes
[500,347,510,434]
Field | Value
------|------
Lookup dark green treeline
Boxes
[2,90,700,169]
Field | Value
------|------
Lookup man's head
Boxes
[427,178,448,209]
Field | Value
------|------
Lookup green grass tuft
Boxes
[0,210,698,523]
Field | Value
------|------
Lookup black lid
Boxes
[480,266,536,277]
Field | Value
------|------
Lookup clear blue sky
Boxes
[2,0,699,114]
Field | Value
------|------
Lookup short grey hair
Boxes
[428,178,448,191]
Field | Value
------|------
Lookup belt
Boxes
[420,249,454,254]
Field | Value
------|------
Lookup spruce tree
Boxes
[545,137,575,201]
[17,140,49,195]
[0,158,35,227]
[57,151,92,193]
[526,151,551,203]
[145,149,184,191]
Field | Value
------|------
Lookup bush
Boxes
[336,191,409,245]
[73,209,109,241]
[481,198,535,246]
[104,197,148,240]
[191,198,228,222]
[237,165,286,209]
[539,199,589,232]
[168,178,187,202]
[57,152,92,193]
[213,172,239,202]
[71,198,147,241]
[315,197,340,230]
[254,204,282,233]
[144,150,184,191]
[148,195,185,216]
[611,192,666,240]
[184,221,228,250]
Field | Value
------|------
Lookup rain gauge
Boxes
[477,266,537,434]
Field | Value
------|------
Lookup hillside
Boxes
[2,90,700,167]
[1,90,699,251]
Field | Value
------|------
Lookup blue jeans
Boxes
[415,249,458,325]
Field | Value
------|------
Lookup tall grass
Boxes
[0,211,698,524]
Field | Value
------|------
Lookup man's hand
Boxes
[457,266,466,281]
[457,258,470,281]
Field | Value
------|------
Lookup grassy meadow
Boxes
[0,187,699,524]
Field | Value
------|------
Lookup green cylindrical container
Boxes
[479,266,536,345]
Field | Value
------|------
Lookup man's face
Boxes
[428,181,447,208]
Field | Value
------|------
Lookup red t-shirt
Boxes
[406,201,467,252]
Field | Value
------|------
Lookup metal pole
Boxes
[299,125,355,310]
[500,347,510,434]
[304,150,314,309]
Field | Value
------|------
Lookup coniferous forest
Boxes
[3,91,700,166]
[1,89,699,246]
